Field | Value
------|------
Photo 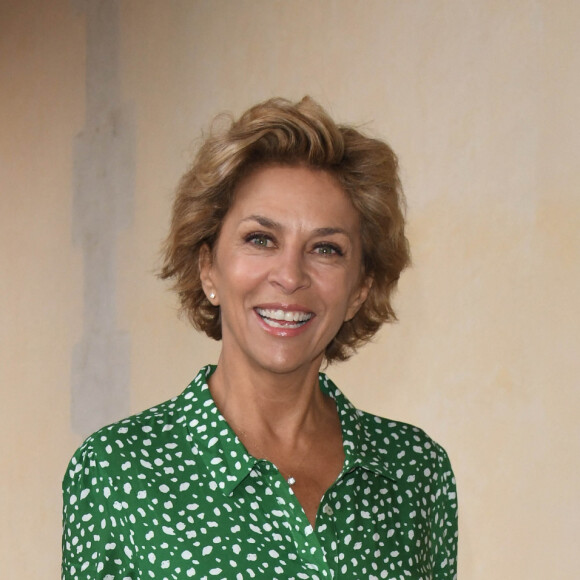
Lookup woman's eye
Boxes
[245,233,273,248]
[314,243,343,256]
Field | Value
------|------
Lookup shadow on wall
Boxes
[71,0,135,437]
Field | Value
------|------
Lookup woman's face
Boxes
[200,165,371,376]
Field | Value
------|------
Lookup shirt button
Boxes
[322,504,333,516]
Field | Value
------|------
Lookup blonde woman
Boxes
[62,97,457,579]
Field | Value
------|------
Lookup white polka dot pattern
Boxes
[62,365,457,579]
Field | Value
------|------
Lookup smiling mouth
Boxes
[255,308,314,329]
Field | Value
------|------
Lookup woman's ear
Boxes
[199,244,219,305]
[344,275,373,321]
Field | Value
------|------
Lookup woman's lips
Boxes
[254,306,314,331]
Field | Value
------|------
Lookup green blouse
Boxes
[62,365,457,579]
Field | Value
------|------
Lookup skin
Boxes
[199,164,372,526]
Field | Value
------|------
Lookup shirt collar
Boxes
[179,365,258,496]
[177,365,397,497]
[319,373,398,482]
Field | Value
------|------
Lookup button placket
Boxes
[257,458,332,578]
[314,487,341,579]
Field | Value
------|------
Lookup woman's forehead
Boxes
[228,165,361,233]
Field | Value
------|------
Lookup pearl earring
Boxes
[209,292,215,300]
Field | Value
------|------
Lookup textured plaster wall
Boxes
[1,0,578,578]
[71,0,134,436]
[0,1,84,576]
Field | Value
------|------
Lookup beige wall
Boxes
[1,0,579,577]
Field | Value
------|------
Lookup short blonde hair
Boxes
[160,97,410,362]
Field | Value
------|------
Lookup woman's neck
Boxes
[208,352,331,445]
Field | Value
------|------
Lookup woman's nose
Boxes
[268,248,310,294]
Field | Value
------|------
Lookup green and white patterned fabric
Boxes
[62,365,457,579]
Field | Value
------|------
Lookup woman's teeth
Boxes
[256,308,313,328]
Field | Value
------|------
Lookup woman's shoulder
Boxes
[321,373,451,465]
[65,365,213,469]
[357,408,442,449]
[84,392,181,448]
[62,365,216,492]
[63,393,181,487]
[353,407,455,489]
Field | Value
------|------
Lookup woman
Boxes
[62,97,458,579]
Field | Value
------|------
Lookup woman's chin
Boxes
[244,346,325,377]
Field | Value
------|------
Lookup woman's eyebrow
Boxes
[241,214,280,229]
[312,227,350,237]
[241,216,350,238]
